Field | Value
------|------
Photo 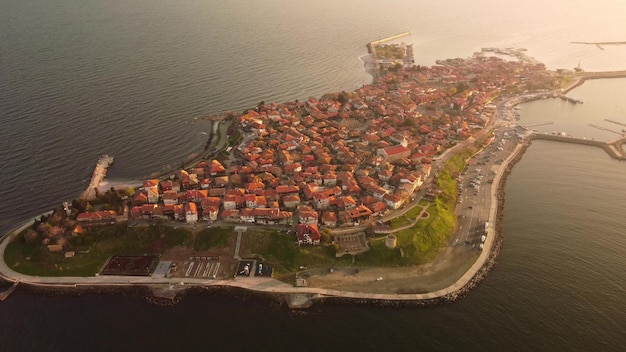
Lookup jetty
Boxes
[0,280,19,301]
[529,133,626,160]
[558,95,583,104]
[366,31,412,54]
[80,155,114,200]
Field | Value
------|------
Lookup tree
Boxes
[337,91,349,104]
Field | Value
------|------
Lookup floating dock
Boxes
[81,155,114,200]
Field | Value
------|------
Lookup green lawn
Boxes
[5,224,191,277]
[193,227,231,251]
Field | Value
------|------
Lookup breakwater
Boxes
[529,133,626,160]
[366,31,412,54]
[562,70,626,93]
[81,155,114,200]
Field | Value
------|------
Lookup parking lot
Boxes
[236,259,273,277]
[183,256,222,279]
[452,126,521,249]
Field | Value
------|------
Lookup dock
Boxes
[81,155,114,200]
[604,119,626,128]
[0,280,19,301]
[588,124,624,136]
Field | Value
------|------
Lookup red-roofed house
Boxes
[76,211,116,226]
[377,145,411,162]
[312,192,330,210]
[321,211,337,227]
[185,202,198,223]
[202,205,219,222]
[295,224,321,246]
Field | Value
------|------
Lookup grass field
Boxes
[5,223,190,277]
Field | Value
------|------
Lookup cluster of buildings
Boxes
[77,51,556,245]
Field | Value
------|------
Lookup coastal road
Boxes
[451,124,520,249]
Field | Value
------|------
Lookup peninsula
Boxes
[2,38,626,308]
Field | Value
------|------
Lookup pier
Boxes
[81,155,114,200]
[588,124,624,136]
[604,119,626,128]
[571,41,626,50]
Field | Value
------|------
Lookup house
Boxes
[240,208,255,223]
[187,189,208,203]
[221,209,240,223]
[185,202,198,224]
[295,224,321,246]
[298,208,319,225]
[321,211,337,227]
[209,160,226,175]
[312,192,330,210]
[245,194,257,208]
[202,205,219,222]
[76,211,117,226]
[173,204,185,221]
[224,195,244,210]
[282,194,301,209]
[134,192,148,205]
[323,172,337,186]
[162,190,178,205]
[377,145,411,162]
[367,201,388,215]
[347,205,373,222]
[336,196,357,210]
[383,193,404,209]
[276,185,300,196]
[130,206,143,219]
